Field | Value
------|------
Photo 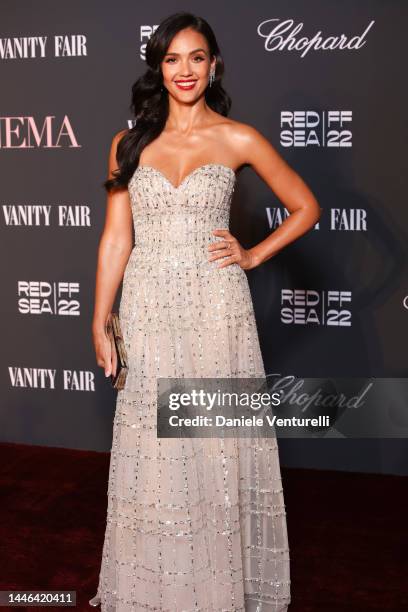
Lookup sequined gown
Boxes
[90,163,291,611]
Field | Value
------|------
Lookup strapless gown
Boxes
[89,163,291,611]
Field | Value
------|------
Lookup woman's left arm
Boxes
[211,124,322,270]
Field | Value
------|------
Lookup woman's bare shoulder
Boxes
[108,129,130,160]
[207,111,260,142]
[214,117,268,167]
[112,128,129,144]
[222,118,264,144]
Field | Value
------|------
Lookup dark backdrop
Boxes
[1,0,407,474]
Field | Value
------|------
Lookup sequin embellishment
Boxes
[90,164,291,611]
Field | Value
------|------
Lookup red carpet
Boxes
[0,442,406,611]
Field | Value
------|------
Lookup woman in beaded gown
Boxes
[91,12,320,612]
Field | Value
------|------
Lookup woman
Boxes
[90,11,320,612]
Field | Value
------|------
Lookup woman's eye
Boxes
[164,56,205,63]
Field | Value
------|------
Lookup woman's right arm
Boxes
[92,129,133,378]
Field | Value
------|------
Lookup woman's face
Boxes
[161,27,215,101]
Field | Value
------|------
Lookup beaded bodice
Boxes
[127,164,236,266]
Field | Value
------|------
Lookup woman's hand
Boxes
[93,324,117,378]
[208,229,259,271]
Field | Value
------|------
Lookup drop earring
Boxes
[209,66,215,87]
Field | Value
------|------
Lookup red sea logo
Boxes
[280,289,352,326]
[17,281,80,315]
[0,115,80,148]
[257,19,375,58]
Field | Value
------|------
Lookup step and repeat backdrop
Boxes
[1,1,407,474]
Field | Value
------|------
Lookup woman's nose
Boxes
[178,60,193,76]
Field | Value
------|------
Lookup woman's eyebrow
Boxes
[164,48,207,56]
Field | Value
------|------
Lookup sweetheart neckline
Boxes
[133,163,236,190]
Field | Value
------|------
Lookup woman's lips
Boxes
[174,80,197,90]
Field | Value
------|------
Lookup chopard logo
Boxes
[257,18,375,58]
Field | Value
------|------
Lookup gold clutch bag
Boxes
[106,312,128,390]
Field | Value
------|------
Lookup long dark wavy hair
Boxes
[104,11,232,193]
